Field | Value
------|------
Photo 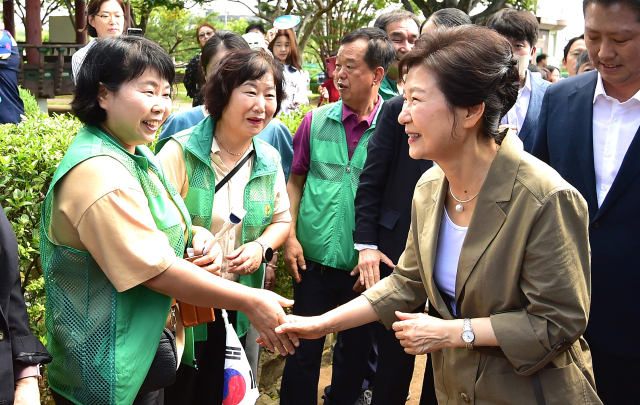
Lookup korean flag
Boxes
[222,310,260,405]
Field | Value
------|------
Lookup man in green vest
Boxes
[373,9,420,100]
[281,27,395,405]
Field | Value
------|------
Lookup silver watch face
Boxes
[462,331,475,343]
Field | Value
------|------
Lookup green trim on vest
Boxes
[297,100,382,271]
[379,75,399,101]
[41,126,192,405]
[156,116,281,355]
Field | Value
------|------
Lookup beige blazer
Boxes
[364,133,602,405]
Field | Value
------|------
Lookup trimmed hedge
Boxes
[0,111,82,340]
[1,89,82,403]
[19,86,44,118]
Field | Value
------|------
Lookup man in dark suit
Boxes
[1,205,52,405]
[353,96,433,405]
[487,9,550,152]
[532,1,640,402]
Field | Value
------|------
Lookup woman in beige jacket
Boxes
[275,26,602,405]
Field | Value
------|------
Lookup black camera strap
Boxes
[215,150,255,193]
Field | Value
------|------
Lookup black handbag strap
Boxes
[215,149,255,193]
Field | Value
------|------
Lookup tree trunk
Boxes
[296,0,340,64]
[401,0,415,13]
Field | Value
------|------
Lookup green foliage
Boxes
[24,276,47,343]
[144,7,250,64]
[0,113,82,344]
[145,7,204,64]
[213,18,251,36]
[274,247,293,301]
[508,0,538,12]
[278,104,315,135]
[19,86,45,118]
[307,0,386,73]
[408,0,538,24]
[129,0,192,34]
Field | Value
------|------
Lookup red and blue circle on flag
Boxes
[223,368,247,405]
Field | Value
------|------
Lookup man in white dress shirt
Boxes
[532,1,640,402]
[487,8,551,152]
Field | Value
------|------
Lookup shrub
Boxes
[0,114,82,333]
[278,103,314,136]
[19,86,45,118]
[1,112,81,403]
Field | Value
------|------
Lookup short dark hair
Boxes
[203,49,285,119]
[340,27,396,74]
[575,49,592,74]
[374,9,420,33]
[423,8,472,29]
[536,53,547,64]
[72,36,175,126]
[246,23,265,35]
[563,35,584,61]
[583,0,640,22]
[545,65,559,74]
[486,8,539,48]
[85,0,127,38]
[399,25,519,144]
[539,67,551,81]
[201,30,250,73]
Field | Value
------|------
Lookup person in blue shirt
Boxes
[159,30,293,181]
[0,25,24,124]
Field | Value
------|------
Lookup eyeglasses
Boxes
[198,31,215,39]
[94,13,125,22]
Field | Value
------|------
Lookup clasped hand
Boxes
[246,289,300,355]
[263,311,455,356]
[392,311,453,355]
[256,314,330,345]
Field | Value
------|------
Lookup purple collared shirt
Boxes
[291,96,382,176]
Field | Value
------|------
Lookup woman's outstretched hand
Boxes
[245,290,300,356]
[256,314,330,349]
[392,311,457,355]
[274,315,331,340]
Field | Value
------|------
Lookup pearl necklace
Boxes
[449,185,479,212]
[214,134,251,157]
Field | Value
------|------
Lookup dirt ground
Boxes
[316,354,427,404]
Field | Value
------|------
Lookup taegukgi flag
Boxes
[222,309,260,405]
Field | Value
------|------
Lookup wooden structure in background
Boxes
[3,0,88,98]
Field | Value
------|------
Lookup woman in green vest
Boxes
[156,48,292,405]
[41,36,297,405]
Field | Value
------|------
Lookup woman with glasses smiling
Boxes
[183,22,216,107]
[71,0,127,83]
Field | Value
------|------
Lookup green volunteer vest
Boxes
[379,75,399,101]
[156,116,280,347]
[41,126,193,405]
[297,100,382,271]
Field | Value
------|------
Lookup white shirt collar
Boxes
[522,69,532,92]
[593,72,640,104]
